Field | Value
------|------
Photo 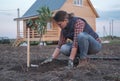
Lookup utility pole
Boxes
[109,19,114,39]
[17,8,20,38]
[103,26,107,37]
[111,19,114,39]
[109,21,111,37]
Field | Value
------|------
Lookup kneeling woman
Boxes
[41,10,102,68]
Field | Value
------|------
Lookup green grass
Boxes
[101,36,120,45]
[109,39,120,44]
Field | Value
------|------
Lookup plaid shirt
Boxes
[57,19,85,48]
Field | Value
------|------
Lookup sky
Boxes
[91,0,120,37]
[0,0,120,38]
[91,0,120,11]
[0,0,36,38]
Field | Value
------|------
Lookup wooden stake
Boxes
[27,27,30,68]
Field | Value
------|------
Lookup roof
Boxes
[15,0,99,20]
[87,0,99,17]
[22,0,66,18]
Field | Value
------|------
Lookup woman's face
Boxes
[57,19,68,29]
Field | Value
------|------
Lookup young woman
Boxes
[41,10,102,68]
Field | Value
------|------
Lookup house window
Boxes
[47,22,52,30]
[73,0,82,6]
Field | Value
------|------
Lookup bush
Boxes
[0,37,10,44]
[30,41,40,45]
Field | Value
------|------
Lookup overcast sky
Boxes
[91,0,120,11]
[0,0,120,38]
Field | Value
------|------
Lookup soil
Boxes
[0,43,120,81]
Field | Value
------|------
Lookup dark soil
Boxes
[0,43,120,81]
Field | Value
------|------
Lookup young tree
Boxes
[27,6,53,40]
[26,6,53,68]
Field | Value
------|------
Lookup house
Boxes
[13,0,99,46]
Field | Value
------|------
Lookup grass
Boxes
[109,39,120,44]
[101,36,120,44]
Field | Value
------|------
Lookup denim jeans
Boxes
[60,32,102,59]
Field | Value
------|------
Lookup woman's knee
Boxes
[77,32,88,40]
[88,44,102,54]
[60,44,71,56]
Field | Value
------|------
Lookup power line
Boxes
[0,9,26,16]
[0,9,17,11]
[0,9,26,14]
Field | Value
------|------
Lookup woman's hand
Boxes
[40,57,53,65]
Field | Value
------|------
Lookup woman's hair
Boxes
[68,13,74,19]
[53,10,69,22]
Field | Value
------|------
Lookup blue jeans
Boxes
[60,32,102,59]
